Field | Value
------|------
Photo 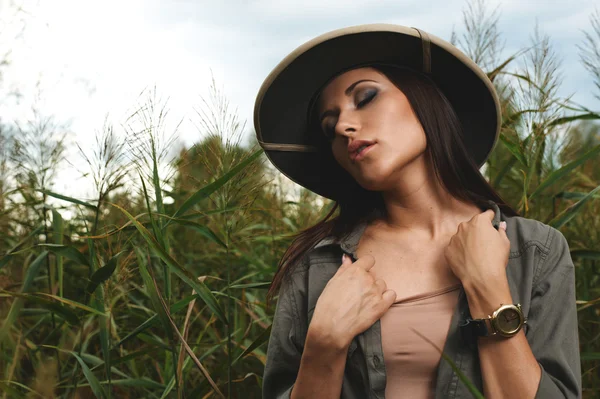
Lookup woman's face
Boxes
[317,67,428,192]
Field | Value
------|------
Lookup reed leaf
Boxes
[39,189,98,210]
[492,156,517,187]
[149,269,226,398]
[0,225,44,270]
[0,380,42,398]
[170,149,262,220]
[101,378,165,389]
[0,251,48,343]
[79,354,130,379]
[137,333,171,351]
[488,51,522,82]
[228,282,271,289]
[140,174,163,248]
[107,348,161,367]
[570,250,600,260]
[169,219,227,249]
[38,244,90,267]
[33,293,108,316]
[410,328,484,399]
[159,376,177,399]
[43,346,108,399]
[231,325,272,366]
[547,184,600,228]
[111,202,227,324]
[548,112,600,126]
[116,294,199,347]
[86,251,127,295]
[138,249,174,342]
[581,353,600,361]
[555,191,600,200]
[52,209,65,298]
[529,144,600,200]
[0,291,80,325]
[577,297,600,312]
[499,135,527,166]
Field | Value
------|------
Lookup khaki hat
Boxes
[253,24,501,200]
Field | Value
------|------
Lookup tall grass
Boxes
[1,1,600,397]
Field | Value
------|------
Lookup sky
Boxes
[1,0,599,201]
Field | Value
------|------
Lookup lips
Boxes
[348,140,376,162]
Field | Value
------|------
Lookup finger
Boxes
[483,208,495,221]
[340,253,353,267]
[336,253,353,274]
[381,289,397,308]
[374,279,387,294]
[499,221,509,241]
[356,254,376,272]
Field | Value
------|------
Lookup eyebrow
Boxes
[319,79,377,123]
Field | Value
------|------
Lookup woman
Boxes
[254,24,581,398]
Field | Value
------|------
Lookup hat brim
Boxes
[254,24,500,200]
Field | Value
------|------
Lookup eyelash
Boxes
[321,88,378,140]
[357,89,377,108]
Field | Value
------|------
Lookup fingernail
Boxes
[500,221,507,230]
[342,253,347,262]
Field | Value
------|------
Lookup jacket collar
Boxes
[314,199,503,255]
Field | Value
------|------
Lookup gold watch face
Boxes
[496,306,522,335]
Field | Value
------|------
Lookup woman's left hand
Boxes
[444,209,510,288]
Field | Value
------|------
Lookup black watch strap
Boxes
[460,317,492,342]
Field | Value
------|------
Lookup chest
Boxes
[355,232,461,299]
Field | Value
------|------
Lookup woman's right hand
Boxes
[309,253,397,350]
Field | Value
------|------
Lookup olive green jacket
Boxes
[263,199,582,398]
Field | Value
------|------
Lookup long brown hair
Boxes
[266,64,518,303]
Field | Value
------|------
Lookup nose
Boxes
[335,110,360,138]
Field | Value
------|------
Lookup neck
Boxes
[379,154,481,241]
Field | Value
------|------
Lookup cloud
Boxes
[1,0,598,201]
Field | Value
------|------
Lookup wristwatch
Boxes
[461,303,527,338]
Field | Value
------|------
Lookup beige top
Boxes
[380,283,462,399]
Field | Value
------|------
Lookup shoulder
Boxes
[286,221,364,281]
[279,238,345,308]
[504,214,566,258]
[286,241,344,283]
[283,242,341,278]
[504,214,573,290]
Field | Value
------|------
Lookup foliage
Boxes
[1,1,600,398]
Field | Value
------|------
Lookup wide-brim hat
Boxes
[253,24,501,200]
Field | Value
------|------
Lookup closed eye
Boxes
[319,86,378,141]
[356,89,377,108]
[321,119,336,140]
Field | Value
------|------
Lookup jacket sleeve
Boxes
[263,268,307,399]
[528,227,582,398]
